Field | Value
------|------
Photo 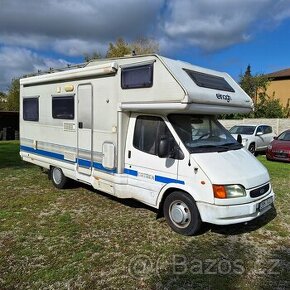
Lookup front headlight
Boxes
[225,185,246,198]
[213,184,246,198]
[242,138,248,145]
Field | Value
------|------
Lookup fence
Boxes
[219,118,290,134]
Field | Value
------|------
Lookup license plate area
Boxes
[258,196,273,211]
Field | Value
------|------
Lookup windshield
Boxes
[168,114,242,153]
[229,125,256,135]
[278,131,290,141]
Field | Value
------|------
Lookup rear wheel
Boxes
[163,191,201,236]
[51,167,68,189]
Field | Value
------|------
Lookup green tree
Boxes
[6,78,20,111]
[239,65,269,104]
[131,37,159,55]
[254,92,287,118]
[221,65,287,119]
[83,51,102,62]
[84,37,159,61]
[0,91,7,111]
[106,38,132,58]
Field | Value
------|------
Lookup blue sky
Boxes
[1,0,290,91]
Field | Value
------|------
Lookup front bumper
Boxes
[266,150,290,162]
[197,190,275,225]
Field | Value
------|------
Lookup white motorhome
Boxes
[20,55,274,235]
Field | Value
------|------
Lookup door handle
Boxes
[128,150,131,158]
[78,122,83,129]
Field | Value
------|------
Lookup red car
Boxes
[266,129,290,162]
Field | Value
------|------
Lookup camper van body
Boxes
[20,55,274,235]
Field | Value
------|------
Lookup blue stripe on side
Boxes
[77,158,91,168]
[124,168,138,176]
[21,145,184,183]
[20,145,116,173]
[124,167,184,185]
[93,162,117,173]
[20,145,65,161]
[155,175,185,185]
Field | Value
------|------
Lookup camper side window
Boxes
[52,96,74,119]
[23,97,39,121]
[121,64,153,89]
[133,116,176,156]
[183,69,235,92]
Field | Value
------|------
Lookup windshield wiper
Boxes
[190,143,242,153]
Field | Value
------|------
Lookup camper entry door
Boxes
[77,83,93,175]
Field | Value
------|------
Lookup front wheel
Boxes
[163,191,202,236]
[51,167,69,189]
[248,143,256,155]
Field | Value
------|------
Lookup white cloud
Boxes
[1,0,290,90]
[0,0,164,53]
[0,46,68,91]
[161,0,290,51]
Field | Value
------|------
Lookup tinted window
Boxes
[133,116,177,156]
[278,131,290,141]
[52,96,74,119]
[121,64,153,89]
[263,126,272,134]
[229,126,255,135]
[23,97,39,121]
[184,69,235,92]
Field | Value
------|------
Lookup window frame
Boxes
[23,96,39,122]
[183,69,235,93]
[121,63,154,89]
[133,115,182,158]
[51,94,75,120]
[133,115,162,156]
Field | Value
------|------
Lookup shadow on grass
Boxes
[72,181,159,213]
[71,179,276,238]
[146,208,283,290]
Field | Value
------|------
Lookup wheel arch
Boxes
[156,184,197,216]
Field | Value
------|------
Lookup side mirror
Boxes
[237,134,242,144]
[158,136,169,158]
[273,136,277,140]
[256,131,263,136]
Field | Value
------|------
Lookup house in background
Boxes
[0,111,19,140]
[267,68,290,110]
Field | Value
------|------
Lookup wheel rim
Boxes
[249,145,255,154]
[52,168,62,185]
[169,200,191,228]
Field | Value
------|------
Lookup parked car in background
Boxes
[266,129,290,162]
[229,124,276,155]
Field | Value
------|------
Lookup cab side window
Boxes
[133,116,178,157]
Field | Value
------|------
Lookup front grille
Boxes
[250,183,270,198]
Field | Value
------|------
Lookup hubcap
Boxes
[53,168,62,185]
[169,200,191,228]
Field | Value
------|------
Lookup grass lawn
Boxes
[0,141,289,289]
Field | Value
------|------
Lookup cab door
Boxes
[125,114,183,206]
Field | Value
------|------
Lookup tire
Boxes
[163,191,202,236]
[248,143,256,155]
[51,167,68,189]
